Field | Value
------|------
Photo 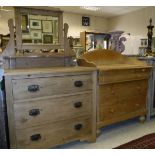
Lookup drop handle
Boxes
[74,81,83,87]
[28,84,40,92]
[29,109,40,116]
[74,102,82,108]
[30,134,41,141]
[74,124,83,130]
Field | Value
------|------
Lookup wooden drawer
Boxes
[14,93,92,129]
[12,74,92,100]
[99,79,148,106]
[99,95,147,121]
[16,116,92,149]
[99,68,150,84]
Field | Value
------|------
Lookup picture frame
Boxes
[21,14,29,33]
[30,30,42,39]
[34,39,42,44]
[43,34,53,44]
[140,39,147,47]
[22,39,32,43]
[42,20,53,33]
[53,20,58,37]
[82,16,90,26]
[30,19,42,29]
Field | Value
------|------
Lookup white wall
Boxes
[0,7,14,35]
[63,12,108,37]
[108,6,155,36]
[108,7,155,54]
[121,34,144,55]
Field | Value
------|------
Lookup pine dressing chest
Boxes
[77,49,152,130]
[4,67,97,148]
[0,7,98,148]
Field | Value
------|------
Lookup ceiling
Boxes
[52,6,148,18]
[0,6,148,18]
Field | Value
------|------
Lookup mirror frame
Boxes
[14,7,63,50]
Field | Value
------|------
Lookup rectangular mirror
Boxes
[15,7,63,50]
[21,14,59,45]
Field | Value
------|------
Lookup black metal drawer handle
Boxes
[28,85,40,92]
[74,102,82,108]
[74,81,83,87]
[30,134,41,141]
[74,124,83,131]
[29,109,40,116]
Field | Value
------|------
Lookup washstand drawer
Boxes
[14,93,92,129]
[16,116,92,149]
[12,74,92,100]
[99,79,148,106]
[99,68,150,84]
[99,95,147,121]
[135,68,151,79]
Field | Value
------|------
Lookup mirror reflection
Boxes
[21,14,59,45]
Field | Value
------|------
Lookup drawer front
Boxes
[99,79,148,106]
[14,93,92,129]
[12,74,92,100]
[99,95,147,121]
[135,68,151,79]
[99,68,150,84]
[16,116,92,149]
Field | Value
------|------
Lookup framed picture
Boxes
[34,39,42,44]
[30,19,42,29]
[53,20,58,37]
[82,16,90,26]
[43,34,53,44]
[30,30,42,39]
[21,14,29,33]
[42,20,52,33]
[22,39,32,43]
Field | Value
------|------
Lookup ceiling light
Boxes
[80,6,100,11]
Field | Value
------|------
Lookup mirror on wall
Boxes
[15,7,63,50]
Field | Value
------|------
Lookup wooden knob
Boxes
[111,90,115,94]
[135,103,140,107]
[110,109,114,113]
[142,69,146,72]
[137,86,141,90]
